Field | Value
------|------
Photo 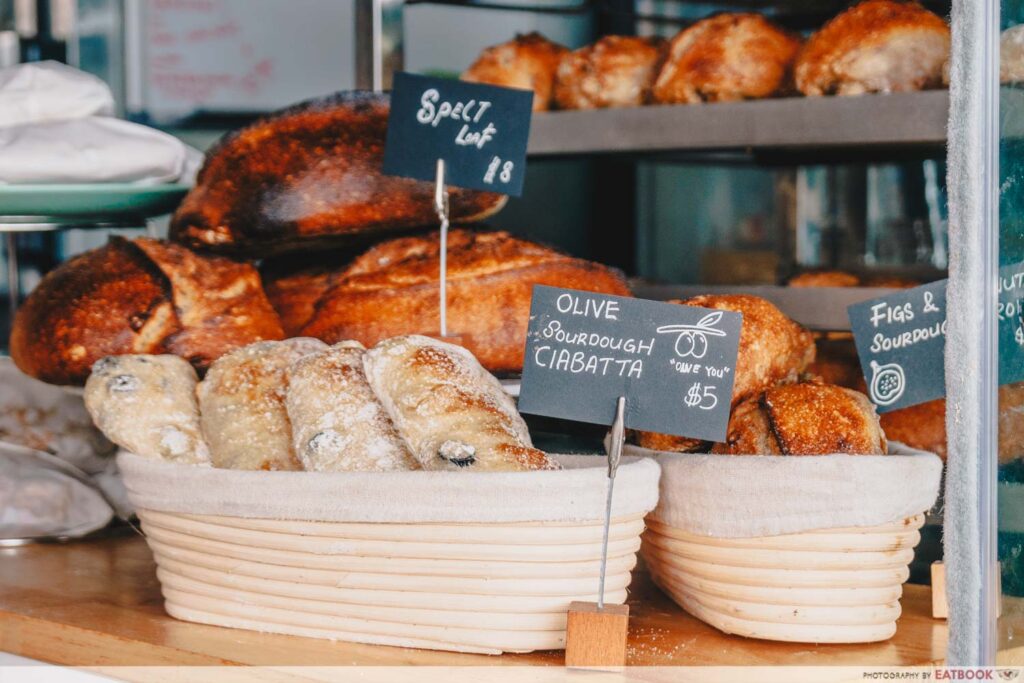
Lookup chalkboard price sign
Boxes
[382,72,533,196]
[848,281,948,413]
[518,287,742,442]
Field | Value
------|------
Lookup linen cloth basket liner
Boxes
[118,453,660,523]
[626,442,943,538]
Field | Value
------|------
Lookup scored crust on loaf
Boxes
[169,92,505,257]
[713,382,887,455]
[462,32,569,111]
[363,335,557,472]
[84,354,210,465]
[651,13,802,104]
[794,0,950,96]
[275,229,632,373]
[286,341,419,472]
[198,338,326,471]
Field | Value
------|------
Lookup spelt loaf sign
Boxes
[382,72,533,195]
[518,286,742,441]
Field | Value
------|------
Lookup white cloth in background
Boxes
[0,61,114,127]
[627,442,943,538]
[0,117,201,185]
[0,60,202,185]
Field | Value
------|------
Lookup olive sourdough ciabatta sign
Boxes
[382,72,533,196]
[517,286,742,441]
[848,262,1024,413]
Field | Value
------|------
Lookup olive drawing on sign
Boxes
[869,360,906,406]
[656,311,727,360]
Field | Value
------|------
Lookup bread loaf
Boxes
[553,36,664,110]
[10,237,284,386]
[651,13,801,104]
[713,382,887,455]
[794,0,950,96]
[264,229,632,374]
[169,92,505,257]
[197,338,326,471]
[363,335,556,471]
[635,294,814,452]
[84,354,210,465]
[462,33,568,111]
[285,341,419,472]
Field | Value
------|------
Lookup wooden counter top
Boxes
[0,534,947,670]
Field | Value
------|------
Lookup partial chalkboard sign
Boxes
[848,280,948,413]
[382,72,533,196]
[999,261,1024,385]
[518,286,742,441]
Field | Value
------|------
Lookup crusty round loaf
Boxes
[462,33,569,111]
[651,13,801,104]
[263,229,632,375]
[712,382,887,456]
[10,237,284,386]
[170,92,506,257]
[794,0,950,96]
[553,36,665,110]
[635,294,815,453]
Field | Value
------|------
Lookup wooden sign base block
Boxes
[564,601,629,670]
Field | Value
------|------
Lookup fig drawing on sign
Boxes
[656,311,728,360]
[869,360,906,406]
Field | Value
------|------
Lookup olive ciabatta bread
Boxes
[635,294,815,453]
[794,0,950,97]
[10,237,284,386]
[84,354,210,465]
[364,335,556,471]
[263,229,633,375]
[712,382,887,455]
[286,341,419,472]
[462,33,569,111]
[651,13,801,104]
[169,92,505,257]
[197,338,327,471]
[554,36,665,110]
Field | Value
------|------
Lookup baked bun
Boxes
[788,270,862,288]
[713,382,887,455]
[651,13,801,104]
[879,398,946,460]
[10,237,283,386]
[263,229,632,374]
[635,294,815,453]
[169,92,505,257]
[795,0,950,96]
[285,341,419,472]
[807,338,865,389]
[197,338,326,471]
[462,33,569,111]
[364,335,556,471]
[553,36,664,110]
[1002,25,1024,84]
[1000,383,1024,465]
[84,354,210,465]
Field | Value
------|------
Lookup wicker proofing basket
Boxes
[117,453,661,655]
[633,444,943,644]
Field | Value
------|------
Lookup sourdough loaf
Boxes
[263,229,633,374]
[10,237,284,386]
[169,92,505,257]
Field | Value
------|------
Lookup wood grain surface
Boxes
[0,535,948,668]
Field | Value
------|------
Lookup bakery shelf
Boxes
[631,283,902,331]
[528,91,952,156]
[0,535,948,669]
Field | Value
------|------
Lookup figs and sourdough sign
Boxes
[382,72,533,196]
[518,286,742,442]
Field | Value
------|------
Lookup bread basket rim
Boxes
[116,452,661,524]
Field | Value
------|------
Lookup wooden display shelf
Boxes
[0,535,947,671]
